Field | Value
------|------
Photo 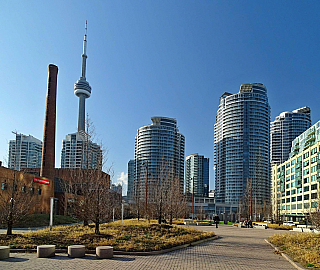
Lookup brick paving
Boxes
[0,225,302,270]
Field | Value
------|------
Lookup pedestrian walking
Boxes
[214,214,220,228]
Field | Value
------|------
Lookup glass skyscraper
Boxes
[61,131,102,169]
[8,133,42,171]
[270,107,311,168]
[127,159,135,201]
[134,117,185,196]
[214,83,270,204]
[185,153,209,197]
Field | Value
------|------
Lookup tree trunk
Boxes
[158,203,162,224]
[7,214,13,235]
[83,219,88,226]
[95,220,100,235]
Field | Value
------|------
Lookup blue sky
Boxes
[1,1,320,195]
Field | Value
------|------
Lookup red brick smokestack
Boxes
[40,64,58,201]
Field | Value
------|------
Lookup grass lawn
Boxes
[0,214,78,229]
[0,219,215,252]
[269,232,320,268]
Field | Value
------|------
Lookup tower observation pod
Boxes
[74,20,91,132]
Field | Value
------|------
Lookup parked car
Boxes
[283,221,296,226]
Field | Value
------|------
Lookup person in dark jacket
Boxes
[214,215,220,228]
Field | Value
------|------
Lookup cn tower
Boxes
[74,21,91,132]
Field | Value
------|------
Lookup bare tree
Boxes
[309,189,320,230]
[0,169,36,235]
[165,175,187,224]
[239,178,252,220]
[132,175,144,220]
[60,116,113,234]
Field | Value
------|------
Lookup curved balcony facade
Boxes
[134,117,185,197]
[214,83,271,205]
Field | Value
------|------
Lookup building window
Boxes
[286,163,290,168]
[282,199,285,203]
[304,152,309,159]
[30,187,34,194]
[37,188,41,195]
[304,194,309,200]
[292,204,296,210]
[292,197,296,202]
[286,191,290,196]
[311,193,317,199]
[311,202,318,208]
[286,205,290,210]
[311,165,317,173]
[286,198,290,203]
[304,177,309,184]
[311,184,318,190]
[304,168,309,175]
[292,189,296,195]
[2,182,7,190]
[304,160,309,167]
[297,204,302,209]
[311,175,317,182]
[304,203,310,209]
[297,196,302,201]
[22,186,26,193]
[304,186,309,192]
[311,147,317,155]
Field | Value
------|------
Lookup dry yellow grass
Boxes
[0,219,215,252]
[269,232,320,268]
[267,223,293,230]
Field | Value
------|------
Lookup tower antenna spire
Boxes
[74,20,92,132]
[81,20,88,79]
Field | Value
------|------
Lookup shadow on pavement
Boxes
[47,254,135,262]
[112,256,135,262]
[48,255,73,260]
[5,257,29,262]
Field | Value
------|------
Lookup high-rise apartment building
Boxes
[134,117,185,196]
[185,153,209,197]
[127,159,135,201]
[214,83,271,204]
[61,131,101,169]
[61,22,101,169]
[270,107,311,168]
[272,120,320,221]
[8,133,42,171]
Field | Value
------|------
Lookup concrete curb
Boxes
[264,239,306,270]
[9,235,218,256]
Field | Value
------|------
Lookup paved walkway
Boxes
[0,225,304,270]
